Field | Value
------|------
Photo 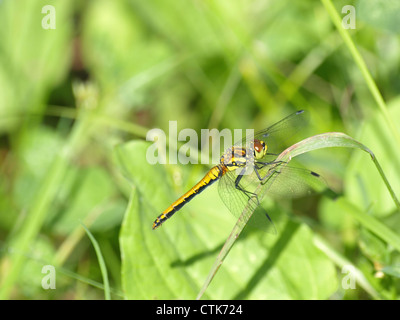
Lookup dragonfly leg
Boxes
[253,161,287,185]
[234,168,261,205]
[255,160,286,168]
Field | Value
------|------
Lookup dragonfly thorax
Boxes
[219,139,267,170]
[219,147,246,170]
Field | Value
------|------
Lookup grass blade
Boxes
[81,222,111,300]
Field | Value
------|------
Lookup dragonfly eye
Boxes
[253,140,267,159]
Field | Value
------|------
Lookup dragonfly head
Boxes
[253,139,267,160]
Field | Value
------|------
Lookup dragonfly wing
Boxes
[235,110,309,162]
[257,163,328,199]
[218,169,277,234]
[218,162,327,233]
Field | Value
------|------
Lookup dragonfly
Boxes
[152,110,325,232]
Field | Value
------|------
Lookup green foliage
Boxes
[0,0,399,300]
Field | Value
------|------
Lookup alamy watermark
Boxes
[40,4,356,31]
[342,5,356,29]
[146,121,254,165]
[341,265,356,290]
[41,265,56,290]
[41,5,56,30]
[39,4,356,30]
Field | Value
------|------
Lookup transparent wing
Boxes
[235,110,309,162]
[259,165,327,199]
[218,162,327,233]
[218,168,278,234]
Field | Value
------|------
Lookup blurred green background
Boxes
[0,0,400,300]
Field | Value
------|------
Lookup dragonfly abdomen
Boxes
[152,165,226,229]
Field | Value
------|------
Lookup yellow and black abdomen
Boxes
[152,165,226,229]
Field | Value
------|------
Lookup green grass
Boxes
[81,222,111,300]
[0,0,400,300]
